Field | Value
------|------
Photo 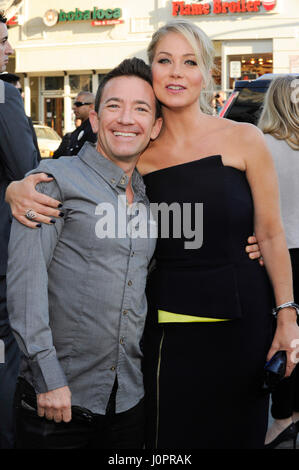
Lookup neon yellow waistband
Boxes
[158,309,229,323]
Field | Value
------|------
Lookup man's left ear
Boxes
[150,117,163,141]
[89,110,99,133]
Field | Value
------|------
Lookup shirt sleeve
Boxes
[6,178,67,394]
[0,83,38,180]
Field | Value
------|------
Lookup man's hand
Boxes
[246,235,264,266]
[5,173,63,228]
[37,386,72,423]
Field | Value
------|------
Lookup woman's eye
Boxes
[158,58,170,64]
[185,60,197,66]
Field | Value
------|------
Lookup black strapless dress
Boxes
[142,155,274,449]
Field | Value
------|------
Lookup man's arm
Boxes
[6,177,71,422]
[0,82,38,179]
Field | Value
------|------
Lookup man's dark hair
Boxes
[95,57,161,119]
[0,11,7,23]
[0,72,20,84]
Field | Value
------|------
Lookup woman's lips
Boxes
[166,84,186,93]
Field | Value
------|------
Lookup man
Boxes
[53,91,96,158]
[52,117,81,160]
[6,58,162,449]
[0,11,38,449]
[0,72,41,161]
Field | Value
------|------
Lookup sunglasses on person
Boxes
[73,101,93,107]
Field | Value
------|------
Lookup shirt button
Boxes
[123,310,128,315]
[120,176,127,185]
[131,251,134,257]
[110,178,116,184]
[120,337,124,345]
[128,280,133,286]
[110,366,116,371]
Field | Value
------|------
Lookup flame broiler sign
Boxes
[172,0,277,16]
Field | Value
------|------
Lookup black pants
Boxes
[271,249,299,419]
[0,275,20,449]
[15,378,145,449]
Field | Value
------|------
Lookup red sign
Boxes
[7,16,18,26]
[172,0,277,16]
[91,19,124,26]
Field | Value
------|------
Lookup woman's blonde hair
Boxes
[258,75,299,150]
[147,19,215,115]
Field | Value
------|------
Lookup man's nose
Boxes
[117,107,135,125]
[5,41,14,56]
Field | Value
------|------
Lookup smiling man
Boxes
[6,58,162,449]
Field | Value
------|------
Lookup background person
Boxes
[0,72,41,161]
[53,91,96,159]
[0,10,38,449]
[258,75,299,449]
[52,117,81,159]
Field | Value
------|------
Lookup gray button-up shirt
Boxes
[7,142,156,414]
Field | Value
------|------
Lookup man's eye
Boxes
[136,107,147,112]
[107,104,119,108]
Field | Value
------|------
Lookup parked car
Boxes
[219,73,299,125]
[33,124,62,158]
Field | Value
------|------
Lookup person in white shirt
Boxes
[259,74,299,449]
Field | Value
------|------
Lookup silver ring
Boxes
[25,209,37,220]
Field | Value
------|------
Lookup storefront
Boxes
[7,0,299,135]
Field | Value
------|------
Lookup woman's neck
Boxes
[159,103,205,143]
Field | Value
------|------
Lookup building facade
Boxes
[7,0,299,135]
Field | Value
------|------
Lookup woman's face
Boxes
[151,32,204,110]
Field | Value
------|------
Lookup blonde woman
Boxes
[138,20,299,449]
[258,75,299,449]
[5,21,299,449]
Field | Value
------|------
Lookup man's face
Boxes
[89,76,162,165]
[72,94,94,122]
[0,23,13,72]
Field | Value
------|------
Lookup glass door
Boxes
[44,98,64,137]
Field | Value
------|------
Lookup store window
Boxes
[45,76,64,91]
[69,75,92,93]
[228,54,273,89]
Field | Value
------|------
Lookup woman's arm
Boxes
[5,173,64,228]
[241,124,299,376]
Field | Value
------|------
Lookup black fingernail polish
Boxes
[58,203,63,208]
[50,219,56,224]
[59,212,64,217]
[36,223,41,228]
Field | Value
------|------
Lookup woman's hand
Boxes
[5,173,63,228]
[245,235,264,266]
[267,308,299,377]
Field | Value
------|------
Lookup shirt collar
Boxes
[77,142,146,198]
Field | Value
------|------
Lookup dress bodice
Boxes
[143,155,272,320]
